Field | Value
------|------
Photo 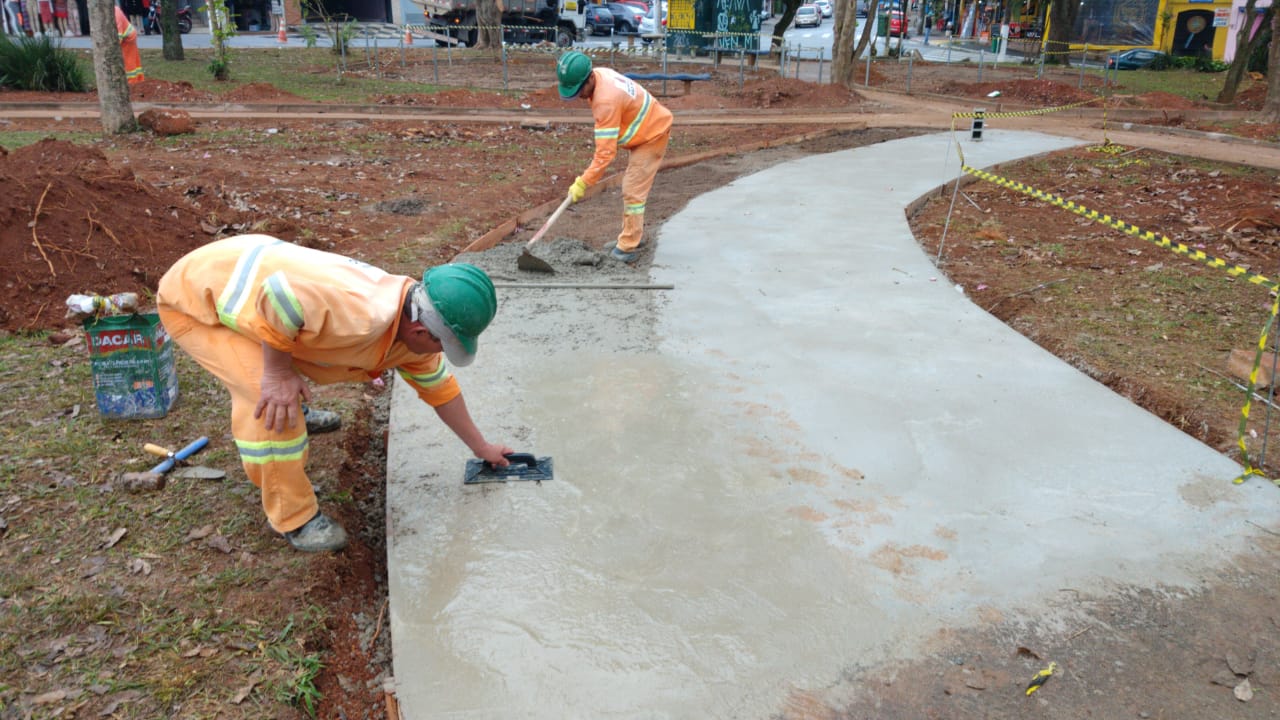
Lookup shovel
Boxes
[517,195,573,273]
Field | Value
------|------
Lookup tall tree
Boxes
[475,0,502,49]
[1044,0,1080,66]
[88,0,135,133]
[771,0,803,50]
[1217,0,1271,104]
[833,0,877,87]
[831,0,856,84]
[1263,7,1280,119]
[160,0,184,60]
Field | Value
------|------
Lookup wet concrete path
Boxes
[386,130,1280,718]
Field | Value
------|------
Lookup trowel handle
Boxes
[501,452,539,467]
[525,196,573,249]
[149,436,210,475]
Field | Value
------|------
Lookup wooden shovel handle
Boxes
[525,195,574,250]
[144,443,174,458]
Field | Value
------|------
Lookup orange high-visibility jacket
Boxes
[157,235,460,407]
[582,67,673,186]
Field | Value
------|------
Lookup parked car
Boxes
[638,0,666,38]
[794,3,821,27]
[888,9,908,36]
[813,0,832,17]
[605,1,646,32]
[1106,48,1170,70]
[584,5,615,36]
[615,0,648,13]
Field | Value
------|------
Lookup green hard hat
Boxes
[422,263,497,360]
[556,50,593,98]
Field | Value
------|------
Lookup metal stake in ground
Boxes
[517,195,573,273]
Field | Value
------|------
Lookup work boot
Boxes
[302,405,341,434]
[284,513,348,552]
[610,245,639,263]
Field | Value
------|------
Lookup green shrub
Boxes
[1194,56,1228,72]
[0,34,88,92]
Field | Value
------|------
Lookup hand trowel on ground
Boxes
[464,453,554,485]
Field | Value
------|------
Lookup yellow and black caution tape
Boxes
[951,97,1101,120]
[960,165,1279,291]
[1025,661,1057,696]
[957,162,1279,484]
[1234,295,1280,485]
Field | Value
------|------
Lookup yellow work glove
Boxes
[568,176,587,204]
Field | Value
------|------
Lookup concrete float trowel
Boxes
[516,195,573,273]
[465,453,554,485]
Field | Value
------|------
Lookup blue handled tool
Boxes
[144,436,209,474]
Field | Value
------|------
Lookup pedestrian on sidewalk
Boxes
[157,235,513,553]
[556,50,673,264]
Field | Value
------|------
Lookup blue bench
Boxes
[624,72,711,95]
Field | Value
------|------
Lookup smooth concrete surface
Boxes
[387,130,1280,719]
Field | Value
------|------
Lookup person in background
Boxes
[51,0,68,35]
[555,50,673,264]
[1,1,20,34]
[121,0,144,32]
[114,4,144,84]
[156,235,513,553]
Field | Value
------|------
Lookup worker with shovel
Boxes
[557,50,673,263]
[156,235,513,552]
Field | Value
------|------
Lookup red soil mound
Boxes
[0,139,239,333]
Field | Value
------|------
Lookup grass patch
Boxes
[141,47,480,103]
[1099,66,1243,102]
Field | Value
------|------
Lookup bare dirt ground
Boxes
[2,52,1279,718]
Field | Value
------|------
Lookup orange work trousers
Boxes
[618,130,670,252]
[157,307,316,534]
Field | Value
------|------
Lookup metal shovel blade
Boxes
[517,249,556,273]
[516,195,573,274]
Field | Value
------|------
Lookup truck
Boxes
[414,0,586,47]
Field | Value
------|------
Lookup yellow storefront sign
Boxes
[668,0,695,29]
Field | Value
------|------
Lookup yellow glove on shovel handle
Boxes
[568,177,587,203]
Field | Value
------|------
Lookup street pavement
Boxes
[385,129,1280,718]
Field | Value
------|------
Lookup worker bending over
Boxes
[157,235,511,552]
[556,50,673,263]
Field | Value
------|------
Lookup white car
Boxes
[639,0,667,37]
[793,3,821,27]
[814,0,832,16]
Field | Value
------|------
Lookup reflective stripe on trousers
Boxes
[157,307,317,534]
[617,130,670,252]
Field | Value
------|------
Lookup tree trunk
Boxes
[855,0,876,58]
[1217,0,1269,104]
[160,0,183,60]
[1045,0,1079,66]
[1263,8,1280,120]
[475,0,502,49]
[771,0,802,50]
[831,0,857,86]
[89,0,135,133]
